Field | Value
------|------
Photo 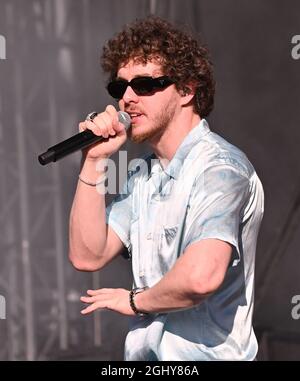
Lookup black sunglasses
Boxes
[107,76,174,99]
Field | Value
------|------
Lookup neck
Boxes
[148,111,201,165]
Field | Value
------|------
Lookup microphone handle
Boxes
[38,130,105,165]
[38,111,131,166]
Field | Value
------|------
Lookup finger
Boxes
[81,296,109,307]
[105,105,119,133]
[115,121,126,134]
[80,296,96,303]
[86,288,113,296]
[81,302,105,315]
[86,289,99,295]
[81,289,115,300]
[105,104,118,116]
[93,109,118,137]
[79,119,102,134]
[95,109,124,136]
[84,120,104,136]
[102,114,117,137]
[79,121,87,132]
[80,304,97,315]
[80,293,111,300]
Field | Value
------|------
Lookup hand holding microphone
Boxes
[38,105,131,165]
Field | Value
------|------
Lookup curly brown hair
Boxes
[101,16,215,118]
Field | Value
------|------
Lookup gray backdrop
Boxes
[0,0,299,360]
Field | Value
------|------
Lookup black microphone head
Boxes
[118,111,131,130]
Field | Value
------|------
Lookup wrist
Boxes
[78,173,106,187]
[81,152,109,169]
[80,156,107,183]
[129,287,149,316]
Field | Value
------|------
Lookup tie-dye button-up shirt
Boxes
[106,119,264,360]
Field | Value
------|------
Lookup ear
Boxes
[179,83,197,106]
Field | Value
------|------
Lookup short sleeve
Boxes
[183,164,250,266]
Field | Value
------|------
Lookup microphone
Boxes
[38,111,131,165]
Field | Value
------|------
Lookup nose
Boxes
[122,85,139,104]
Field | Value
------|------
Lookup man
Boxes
[69,16,264,360]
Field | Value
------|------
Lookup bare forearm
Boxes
[69,158,107,269]
[134,240,231,314]
[135,277,206,314]
[134,252,210,314]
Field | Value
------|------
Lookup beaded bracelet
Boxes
[129,287,149,316]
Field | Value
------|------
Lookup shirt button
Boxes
[146,233,152,240]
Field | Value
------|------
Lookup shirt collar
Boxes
[147,118,211,181]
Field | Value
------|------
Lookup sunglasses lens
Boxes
[107,80,127,99]
[131,78,155,95]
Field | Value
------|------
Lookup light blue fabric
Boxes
[106,119,264,360]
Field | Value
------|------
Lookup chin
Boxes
[129,122,165,144]
[129,132,149,143]
[128,125,148,143]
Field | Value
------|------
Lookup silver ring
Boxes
[86,111,98,122]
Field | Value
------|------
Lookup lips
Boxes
[127,111,145,124]
[127,110,143,117]
[131,115,143,124]
[130,113,142,117]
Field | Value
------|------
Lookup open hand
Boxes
[80,288,135,316]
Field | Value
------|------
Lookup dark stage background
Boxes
[0,0,299,361]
